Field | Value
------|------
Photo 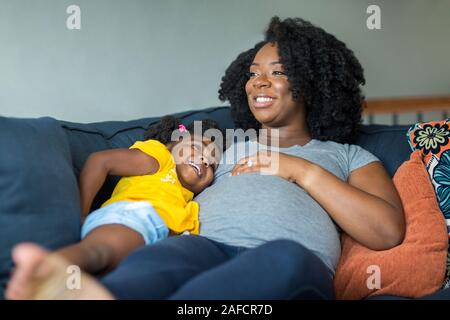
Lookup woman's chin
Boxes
[254,115,280,128]
[250,107,278,125]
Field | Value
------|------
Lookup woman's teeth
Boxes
[256,97,274,102]
[254,96,275,107]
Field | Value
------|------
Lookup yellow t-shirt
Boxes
[101,139,199,234]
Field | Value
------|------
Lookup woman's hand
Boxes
[230,150,317,187]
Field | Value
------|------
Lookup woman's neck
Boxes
[259,125,311,148]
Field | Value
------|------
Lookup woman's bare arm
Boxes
[297,160,405,250]
[232,152,405,250]
[78,148,159,219]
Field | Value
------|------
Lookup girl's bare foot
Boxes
[6,243,114,300]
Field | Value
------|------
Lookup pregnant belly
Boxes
[196,174,338,242]
[195,174,341,271]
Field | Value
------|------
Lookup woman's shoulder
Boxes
[312,139,371,153]
[309,139,349,152]
[312,139,379,164]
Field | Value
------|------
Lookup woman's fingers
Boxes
[231,163,261,176]
[236,155,251,166]
[232,156,251,176]
[232,156,257,176]
[231,162,250,176]
[231,151,279,176]
[231,154,271,176]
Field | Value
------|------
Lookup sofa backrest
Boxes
[60,106,414,209]
[355,124,412,177]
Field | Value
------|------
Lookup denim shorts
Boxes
[81,201,169,245]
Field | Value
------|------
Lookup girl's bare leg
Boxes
[5,225,145,300]
[57,224,145,274]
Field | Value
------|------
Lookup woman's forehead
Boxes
[253,42,280,62]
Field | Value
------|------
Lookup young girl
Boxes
[54,116,222,276]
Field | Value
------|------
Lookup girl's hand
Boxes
[230,151,317,187]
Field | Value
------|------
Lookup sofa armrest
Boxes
[0,116,81,298]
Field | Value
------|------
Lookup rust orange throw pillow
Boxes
[333,150,448,299]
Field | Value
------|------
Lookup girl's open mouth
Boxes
[188,161,202,177]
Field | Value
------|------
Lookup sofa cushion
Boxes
[406,119,450,287]
[334,150,448,299]
[0,116,81,298]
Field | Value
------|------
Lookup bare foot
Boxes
[6,243,114,300]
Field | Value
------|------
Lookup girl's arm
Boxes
[232,152,405,250]
[79,148,160,219]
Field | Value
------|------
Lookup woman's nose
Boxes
[253,74,271,88]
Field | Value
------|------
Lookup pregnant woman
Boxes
[6,16,405,300]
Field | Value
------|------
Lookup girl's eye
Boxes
[207,160,217,171]
[248,72,257,78]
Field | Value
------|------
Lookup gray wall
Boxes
[1,0,449,123]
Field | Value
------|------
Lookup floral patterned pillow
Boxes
[407,119,450,288]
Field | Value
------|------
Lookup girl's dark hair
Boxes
[144,115,223,146]
[218,16,366,143]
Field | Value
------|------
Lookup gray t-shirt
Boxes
[195,139,380,274]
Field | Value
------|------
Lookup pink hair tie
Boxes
[178,124,187,133]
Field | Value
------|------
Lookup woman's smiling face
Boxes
[245,42,304,128]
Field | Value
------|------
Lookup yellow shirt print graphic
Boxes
[160,168,177,184]
[101,139,200,234]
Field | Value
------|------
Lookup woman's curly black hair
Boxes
[218,16,366,143]
[144,115,223,146]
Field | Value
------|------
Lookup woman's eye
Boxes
[273,71,286,76]
[248,72,257,78]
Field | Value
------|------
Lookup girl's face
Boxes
[245,42,304,128]
[171,135,218,195]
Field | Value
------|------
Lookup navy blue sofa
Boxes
[0,106,449,299]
